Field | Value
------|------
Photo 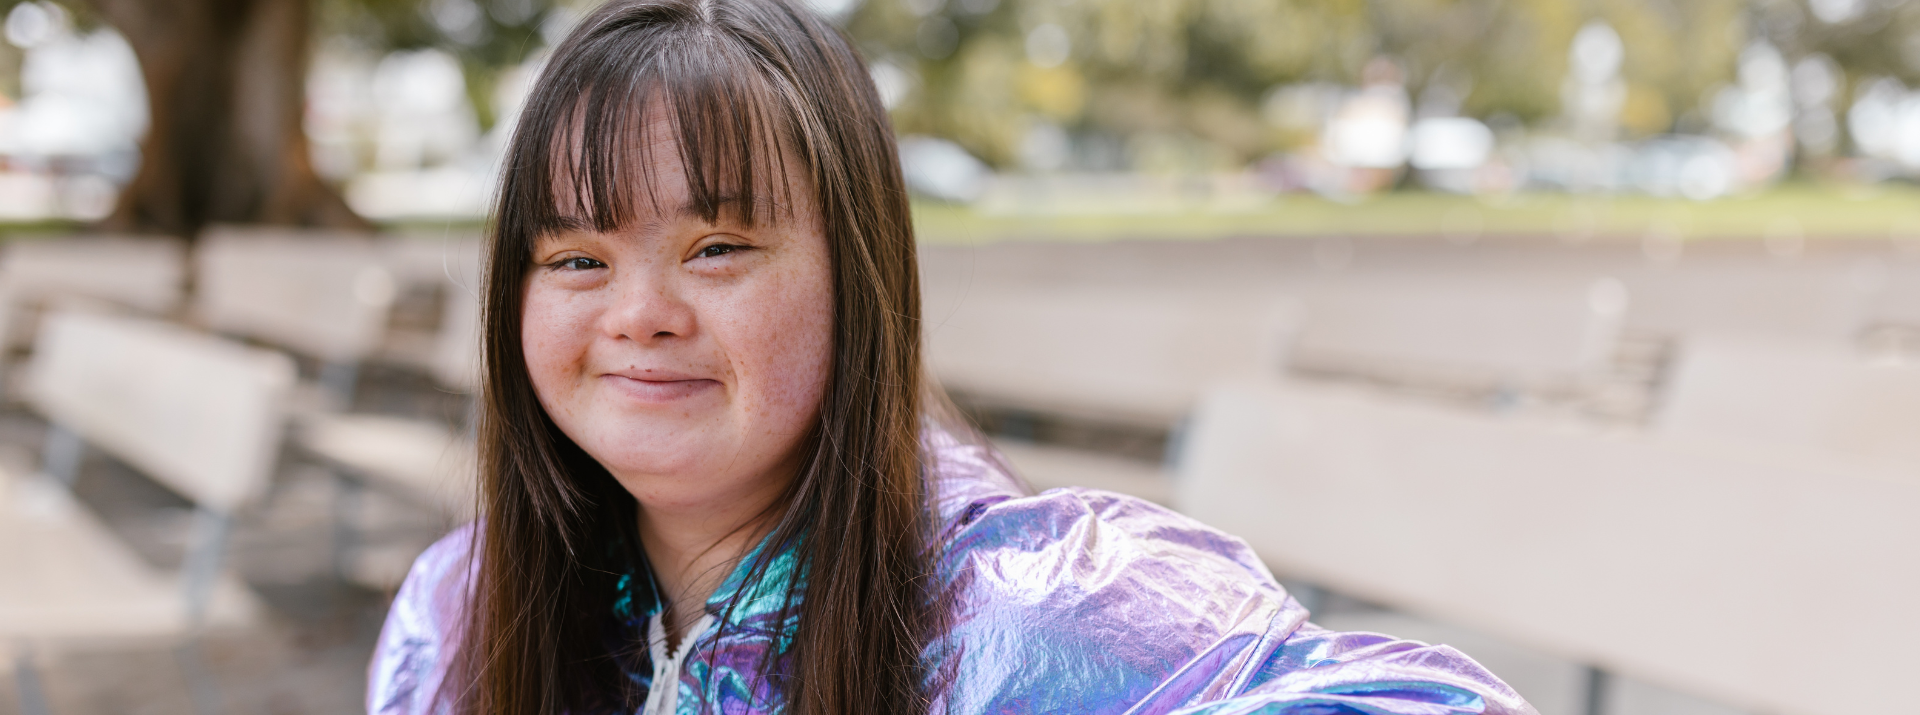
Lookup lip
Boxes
[601,369,721,402]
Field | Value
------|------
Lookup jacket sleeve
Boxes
[933,487,1536,715]
[1162,622,1538,715]
[367,526,475,715]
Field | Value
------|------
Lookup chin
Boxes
[601,451,772,509]
[591,435,721,478]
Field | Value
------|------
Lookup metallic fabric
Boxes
[368,430,1535,714]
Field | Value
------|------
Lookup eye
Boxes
[695,244,743,259]
[555,256,606,271]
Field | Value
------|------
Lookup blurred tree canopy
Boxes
[6,0,1920,232]
[847,0,1920,171]
[318,0,555,131]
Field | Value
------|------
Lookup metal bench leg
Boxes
[174,640,222,715]
[318,360,360,410]
[179,508,234,627]
[1582,664,1611,715]
[332,473,365,582]
[40,425,83,487]
[176,509,234,715]
[1162,414,1191,474]
[998,411,1038,442]
[462,393,482,440]
[12,645,53,715]
[1280,580,1326,616]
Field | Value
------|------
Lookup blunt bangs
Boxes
[506,5,804,242]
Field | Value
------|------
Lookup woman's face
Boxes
[522,123,833,516]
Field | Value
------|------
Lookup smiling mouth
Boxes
[604,374,721,402]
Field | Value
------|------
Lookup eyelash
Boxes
[544,243,746,270]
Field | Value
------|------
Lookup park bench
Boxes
[0,234,186,325]
[1617,257,1883,343]
[296,234,479,519]
[1866,259,1920,324]
[1286,274,1632,415]
[990,439,1173,505]
[923,284,1292,501]
[925,286,1296,427]
[925,273,1628,497]
[1857,259,1920,360]
[194,226,477,586]
[1656,333,1920,483]
[1176,375,1917,715]
[373,232,484,381]
[194,226,397,407]
[4,310,291,714]
[0,236,187,398]
[296,288,477,586]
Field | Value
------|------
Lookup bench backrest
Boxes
[1289,275,1625,387]
[1864,261,1920,329]
[0,235,186,312]
[924,286,1295,424]
[25,310,295,512]
[1177,378,1919,715]
[194,226,395,363]
[1620,260,1878,341]
[382,234,484,392]
[0,236,187,348]
[432,275,482,392]
[1657,334,1920,477]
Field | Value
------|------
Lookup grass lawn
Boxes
[911,183,1920,245]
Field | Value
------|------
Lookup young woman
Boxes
[367,1,1534,713]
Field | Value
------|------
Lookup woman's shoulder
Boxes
[930,483,1292,709]
[938,483,1278,606]
[923,426,1263,575]
[923,428,1275,601]
[929,485,1534,714]
[367,524,477,715]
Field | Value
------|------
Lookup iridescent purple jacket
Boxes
[367,432,1535,714]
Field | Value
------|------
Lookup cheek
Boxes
[725,258,834,431]
[775,276,835,410]
[520,282,596,414]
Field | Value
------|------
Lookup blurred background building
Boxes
[0,0,1917,714]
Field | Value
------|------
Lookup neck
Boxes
[634,469,791,648]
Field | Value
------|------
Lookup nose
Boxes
[600,268,696,343]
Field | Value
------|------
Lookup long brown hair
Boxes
[449,1,937,712]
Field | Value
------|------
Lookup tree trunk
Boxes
[87,0,372,238]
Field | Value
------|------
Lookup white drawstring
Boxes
[639,611,716,715]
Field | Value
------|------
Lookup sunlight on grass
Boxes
[912,183,1920,245]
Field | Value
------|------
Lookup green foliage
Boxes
[19,0,1920,173]
[845,0,1841,169]
[319,0,554,129]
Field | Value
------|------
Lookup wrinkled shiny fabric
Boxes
[368,431,1535,715]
